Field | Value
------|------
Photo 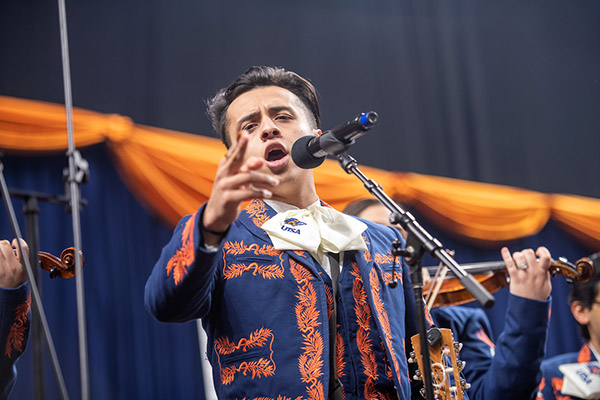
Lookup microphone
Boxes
[291,111,378,169]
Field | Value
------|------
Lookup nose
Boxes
[260,119,280,141]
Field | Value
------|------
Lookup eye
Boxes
[275,113,293,121]
[242,122,257,132]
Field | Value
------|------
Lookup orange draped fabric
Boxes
[1,95,599,249]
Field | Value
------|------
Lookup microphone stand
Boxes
[335,151,495,399]
[57,0,91,397]
[0,156,70,400]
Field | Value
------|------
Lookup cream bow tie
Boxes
[261,204,367,257]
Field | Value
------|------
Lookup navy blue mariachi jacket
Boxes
[0,283,31,399]
[537,343,598,400]
[145,199,447,400]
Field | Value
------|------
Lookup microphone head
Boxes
[291,135,327,169]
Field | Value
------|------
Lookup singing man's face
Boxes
[224,86,319,190]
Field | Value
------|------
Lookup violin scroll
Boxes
[38,247,84,279]
[550,257,594,284]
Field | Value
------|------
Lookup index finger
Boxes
[535,246,552,270]
[223,132,249,170]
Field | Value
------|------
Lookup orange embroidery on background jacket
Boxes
[290,259,325,400]
[476,329,495,349]
[215,328,276,385]
[165,211,197,286]
[577,343,591,362]
[4,293,31,358]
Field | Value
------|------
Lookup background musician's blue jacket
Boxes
[145,199,459,399]
[432,294,550,400]
[536,343,598,400]
[0,283,30,399]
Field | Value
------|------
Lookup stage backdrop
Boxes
[1,0,599,399]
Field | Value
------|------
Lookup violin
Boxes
[38,247,84,279]
[423,256,594,308]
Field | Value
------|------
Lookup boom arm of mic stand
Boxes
[336,152,495,308]
[336,152,494,399]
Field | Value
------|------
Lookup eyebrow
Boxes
[236,111,259,132]
[235,106,296,131]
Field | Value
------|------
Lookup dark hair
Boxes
[569,252,600,341]
[342,198,381,217]
[206,66,321,148]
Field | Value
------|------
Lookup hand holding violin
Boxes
[501,246,552,301]
[0,238,28,289]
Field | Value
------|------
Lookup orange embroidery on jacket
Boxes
[536,377,546,398]
[363,249,372,263]
[476,329,495,349]
[370,269,402,383]
[246,199,271,227]
[4,293,31,358]
[381,341,394,381]
[578,343,592,362]
[243,397,302,400]
[374,252,394,265]
[166,211,198,285]
[290,259,325,400]
[336,331,347,381]
[224,262,284,280]
[223,240,280,256]
[351,264,381,399]
[214,328,276,385]
[382,271,403,286]
[325,285,334,320]
[425,305,434,327]
[551,377,565,397]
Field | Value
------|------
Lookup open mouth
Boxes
[267,148,286,162]
[264,143,289,168]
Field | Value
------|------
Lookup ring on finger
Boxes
[517,263,528,270]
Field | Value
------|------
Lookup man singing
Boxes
[145,66,456,399]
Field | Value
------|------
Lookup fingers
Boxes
[535,246,552,270]
[0,240,13,261]
[220,170,279,195]
[501,246,519,272]
[502,246,552,301]
[0,239,27,288]
[11,238,29,263]
[221,133,252,172]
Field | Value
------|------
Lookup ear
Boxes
[312,129,322,137]
[571,301,592,326]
